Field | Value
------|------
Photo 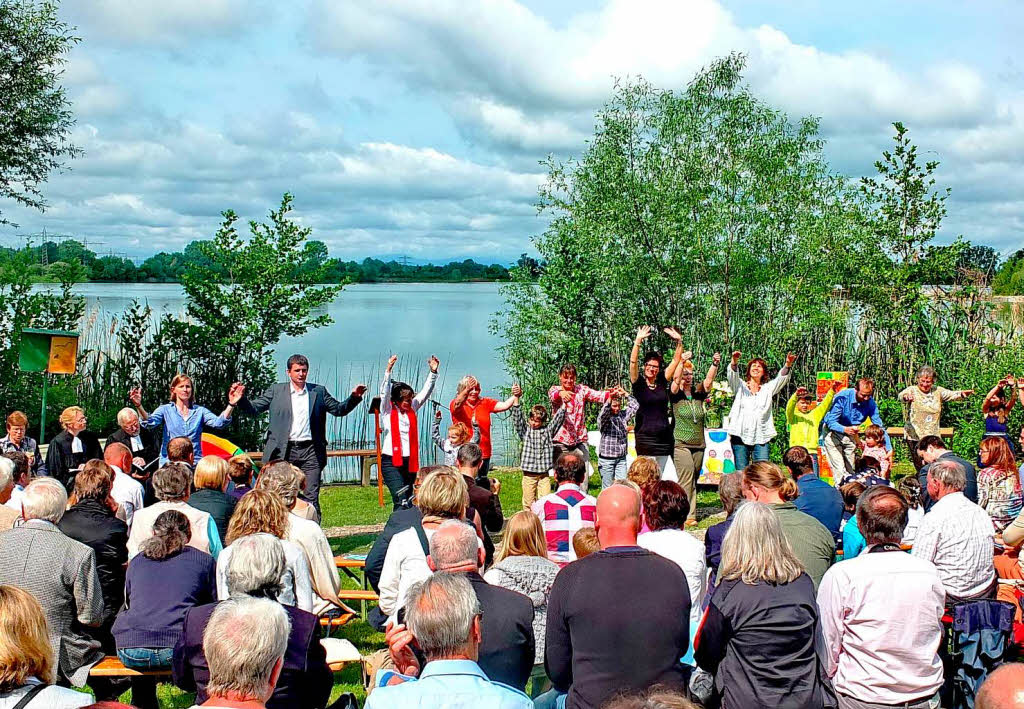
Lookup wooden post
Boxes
[371,398,384,507]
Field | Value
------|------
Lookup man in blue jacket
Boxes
[822,378,891,482]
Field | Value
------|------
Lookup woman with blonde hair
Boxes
[694,502,830,709]
[378,468,476,620]
[484,511,559,672]
[215,490,312,612]
[628,457,661,534]
[0,585,92,708]
[188,456,237,541]
[289,464,319,522]
[44,406,102,490]
[741,461,835,589]
[130,374,243,465]
[449,373,519,487]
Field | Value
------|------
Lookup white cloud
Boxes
[66,0,269,47]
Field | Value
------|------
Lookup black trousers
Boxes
[286,440,323,515]
[381,455,416,506]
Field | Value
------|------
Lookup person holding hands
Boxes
[511,384,567,509]
[629,326,688,475]
[380,354,439,505]
[785,384,835,476]
[596,386,639,490]
[725,351,795,471]
[671,352,720,524]
[450,374,518,488]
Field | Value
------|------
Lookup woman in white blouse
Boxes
[380,354,439,506]
[378,469,477,622]
[726,350,795,471]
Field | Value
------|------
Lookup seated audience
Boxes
[57,462,129,649]
[977,663,1024,709]
[45,406,102,490]
[0,478,105,690]
[425,520,534,690]
[912,459,996,601]
[104,407,160,470]
[695,501,830,708]
[704,472,743,597]
[167,435,196,469]
[217,491,313,612]
[539,485,692,709]
[103,443,145,529]
[741,461,835,588]
[457,443,502,563]
[571,527,599,560]
[0,458,17,529]
[483,511,559,670]
[638,481,706,628]
[256,462,345,615]
[369,574,531,709]
[602,688,696,709]
[185,597,289,709]
[0,410,44,475]
[532,452,597,566]
[917,434,978,509]
[841,454,889,489]
[897,476,925,545]
[785,445,843,541]
[174,533,332,709]
[128,463,222,559]
[112,510,217,709]
[0,585,93,708]
[818,485,945,707]
[1,452,30,515]
[227,454,255,501]
[627,456,661,534]
[290,464,319,522]
[189,457,238,542]
[378,469,471,621]
[840,481,867,559]
[977,436,1022,532]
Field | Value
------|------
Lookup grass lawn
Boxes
[130,459,890,706]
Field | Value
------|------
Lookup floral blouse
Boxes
[977,466,1024,533]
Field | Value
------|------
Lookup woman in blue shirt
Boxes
[130,374,244,464]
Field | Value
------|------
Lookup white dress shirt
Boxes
[912,491,996,598]
[818,548,945,704]
[109,464,145,530]
[289,384,312,442]
[638,528,706,626]
[379,371,438,456]
[129,434,145,453]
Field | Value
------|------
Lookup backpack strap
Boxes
[12,683,47,709]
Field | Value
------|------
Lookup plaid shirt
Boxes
[531,483,597,566]
[512,405,566,475]
[548,384,610,446]
[911,491,996,598]
[596,397,639,459]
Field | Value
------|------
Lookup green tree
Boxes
[0,0,81,225]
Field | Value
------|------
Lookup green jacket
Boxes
[771,502,835,589]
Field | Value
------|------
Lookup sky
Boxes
[2,0,1022,263]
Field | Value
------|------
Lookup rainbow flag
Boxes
[201,432,245,461]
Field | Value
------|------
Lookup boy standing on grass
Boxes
[596,387,638,489]
[511,388,567,510]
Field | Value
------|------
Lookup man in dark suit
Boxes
[236,354,366,515]
[423,519,534,691]
[916,434,978,510]
[105,407,161,471]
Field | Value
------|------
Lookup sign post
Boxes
[18,328,80,441]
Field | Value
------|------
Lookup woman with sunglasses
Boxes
[629,326,687,476]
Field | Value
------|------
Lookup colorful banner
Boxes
[699,428,735,485]
[816,372,849,484]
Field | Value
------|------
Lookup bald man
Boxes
[978,664,1024,709]
[103,442,145,529]
[538,485,692,709]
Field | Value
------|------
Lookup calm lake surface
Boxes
[50,282,520,476]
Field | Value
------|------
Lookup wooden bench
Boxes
[245,448,382,486]
[886,427,954,439]
[90,656,171,677]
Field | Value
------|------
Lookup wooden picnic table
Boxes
[334,556,376,620]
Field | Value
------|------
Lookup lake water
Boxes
[49,282,520,478]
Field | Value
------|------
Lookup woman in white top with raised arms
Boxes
[379,354,439,506]
[726,350,795,471]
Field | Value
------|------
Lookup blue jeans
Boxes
[117,648,172,709]
[534,688,567,709]
[597,455,627,489]
[731,437,770,471]
[810,452,819,477]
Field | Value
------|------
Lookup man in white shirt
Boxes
[103,443,145,529]
[819,485,945,709]
[912,459,996,602]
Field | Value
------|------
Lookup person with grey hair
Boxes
[818,485,945,708]
[174,534,332,709]
[912,458,997,601]
[417,519,534,691]
[0,478,108,693]
[0,457,18,528]
[256,463,344,615]
[368,573,531,709]
[695,501,830,709]
[898,365,973,470]
[105,406,160,471]
[184,597,291,709]
[127,462,222,559]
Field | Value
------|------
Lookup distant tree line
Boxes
[0,239,533,283]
